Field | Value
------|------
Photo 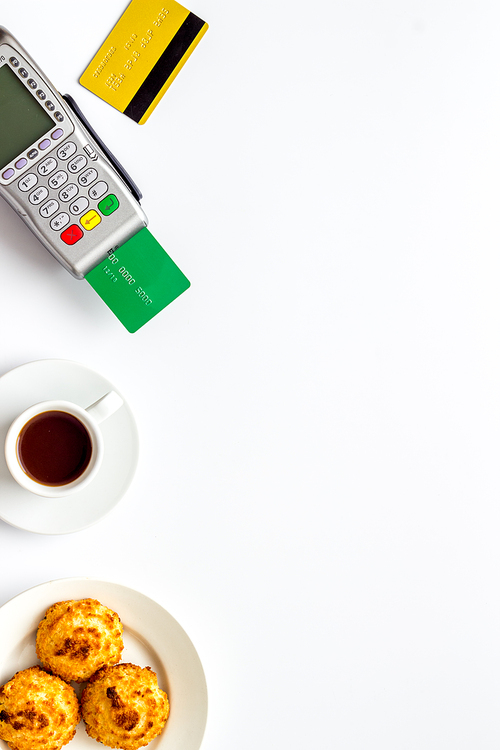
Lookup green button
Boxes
[98,194,119,216]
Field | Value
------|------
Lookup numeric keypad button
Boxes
[48,171,68,189]
[69,197,89,215]
[39,200,59,218]
[88,181,108,200]
[57,142,77,160]
[29,186,49,205]
[18,173,38,192]
[59,184,79,203]
[68,155,87,174]
[78,168,98,187]
[37,157,58,176]
[50,212,70,231]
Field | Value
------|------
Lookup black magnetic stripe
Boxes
[123,12,205,122]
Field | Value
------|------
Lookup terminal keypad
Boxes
[16,141,118,246]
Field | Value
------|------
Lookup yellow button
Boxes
[80,209,101,231]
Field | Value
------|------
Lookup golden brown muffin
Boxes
[81,663,169,749]
[36,598,124,683]
[0,666,80,750]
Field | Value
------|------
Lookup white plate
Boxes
[0,359,139,534]
[0,578,208,750]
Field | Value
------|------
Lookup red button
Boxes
[61,224,83,245]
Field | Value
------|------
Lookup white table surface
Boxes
[1,1,499,748]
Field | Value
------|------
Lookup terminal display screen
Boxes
[0,64,54,169]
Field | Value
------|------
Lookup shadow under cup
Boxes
[17,410,93,487]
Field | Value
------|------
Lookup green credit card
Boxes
[85,228,190,332]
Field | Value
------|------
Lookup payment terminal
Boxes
[0,27,147,279]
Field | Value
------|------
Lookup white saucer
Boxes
[0,577,208,750]
[0,360,139,534]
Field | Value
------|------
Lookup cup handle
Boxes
[86,391,124,424]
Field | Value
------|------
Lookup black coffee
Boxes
[17,410,92,486]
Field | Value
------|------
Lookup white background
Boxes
[1,1,499,747]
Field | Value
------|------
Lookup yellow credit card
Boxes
[79,1,208,124]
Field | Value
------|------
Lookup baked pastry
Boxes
[36,598,124,682]
[0,666,80,750]
[81,663,169,749]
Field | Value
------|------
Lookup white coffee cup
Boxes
[4,391,123,498]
